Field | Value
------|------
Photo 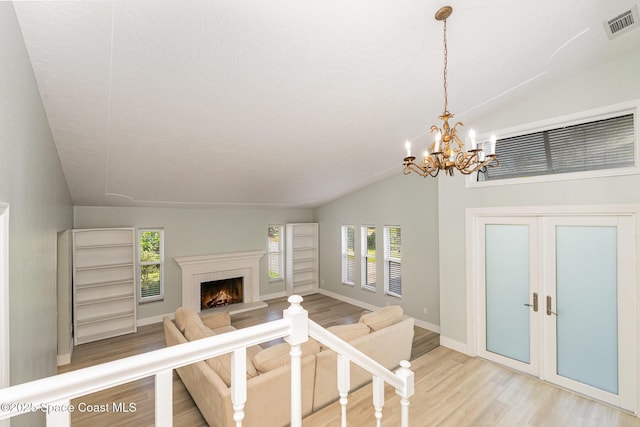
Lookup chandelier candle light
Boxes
[403,6,499,177]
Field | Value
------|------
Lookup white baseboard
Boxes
[316,288,380,312]
[439,336,471,356]
[56,353,71,366]
[260,291,287,301]
[57,339,74,366]
[317,289,441,334]
[137,312,174,327]
[414,319,441,334]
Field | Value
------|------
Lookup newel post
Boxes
[395,360,414,427]
[283,295,308,427]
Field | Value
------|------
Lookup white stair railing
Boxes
[308,319,414,427]
[0,296,414,426]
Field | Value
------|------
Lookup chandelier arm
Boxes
[404,158,434,177]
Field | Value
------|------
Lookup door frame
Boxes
[0,203,9,395]
[466,204,640,414]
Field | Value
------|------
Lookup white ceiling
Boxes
[13,0,640,208]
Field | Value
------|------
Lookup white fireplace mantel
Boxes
[175,250,266,314]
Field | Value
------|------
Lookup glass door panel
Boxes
[477,217,539,376]
[555,225,618,394]
[543,215,634,410]
[485,224,531,363]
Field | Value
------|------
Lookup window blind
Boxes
[384,226,402,297]
[483,114,635,181]
[342,225,355,285]
[362,226,376,290]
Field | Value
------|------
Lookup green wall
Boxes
[438,48,640,348]
[314,173,440,328]
[74,206,313,320]
[0,4,74,425]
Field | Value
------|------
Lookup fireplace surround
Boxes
[175,250,267,314]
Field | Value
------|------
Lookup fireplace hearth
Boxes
[201,277,243,309]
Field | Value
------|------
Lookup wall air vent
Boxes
[603,5,639,39]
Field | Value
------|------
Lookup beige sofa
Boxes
[163,305,414,427]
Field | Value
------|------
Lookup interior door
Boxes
[542,215,635,410]
[477,216,540,376]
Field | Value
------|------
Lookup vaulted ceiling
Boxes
[13,1,640,207]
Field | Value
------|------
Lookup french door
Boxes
[476,213,636,411]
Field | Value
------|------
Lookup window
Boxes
[361,226,376,291]
[138,228,164,302]
[384,226,402,297]
[478,110,636,183]
[267,225,284,282]
[341,225,355,285]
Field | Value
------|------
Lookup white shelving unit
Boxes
[285,223,319,296]
[72,228,137,345]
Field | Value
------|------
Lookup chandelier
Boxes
[403,6,499,177]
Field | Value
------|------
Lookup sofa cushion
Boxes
[182,313,260,386]
[359,306,404,331]
[201,311,232,330]
[252,339,321,374]
[174,306,201,334]
[321,323,370,350]
[183,314,215,341]
[212,325,237,334]
[206,345,262,386]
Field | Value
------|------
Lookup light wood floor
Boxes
[58,294,640,426]
[58,293,438,426]
[304,346,640,427]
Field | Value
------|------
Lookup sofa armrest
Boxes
[201,311,232,330]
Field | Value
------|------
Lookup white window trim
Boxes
[384,225,402,298]
[138,228,164,303]
[361,225,376,292]
[341,225,355,286]
[267,224,284,284]
[466,100,640,188]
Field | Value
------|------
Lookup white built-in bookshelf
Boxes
[285,223,319,295]
[72,228,137,345]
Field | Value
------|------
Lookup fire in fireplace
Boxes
[200,277,243,310]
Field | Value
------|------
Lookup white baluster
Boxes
[45,399,71,427]
[231,347,247,427]
[395,360,414,427]
[289,343,302,427]
[372,376,384,427]
[337,353,350,427]
[155,369,173,427]
[284,295,308,427]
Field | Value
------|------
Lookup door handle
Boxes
[524,292,538,312]
[546,295,558,316]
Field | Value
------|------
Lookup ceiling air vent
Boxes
[603,5,639,39]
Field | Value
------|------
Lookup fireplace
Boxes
[175,250,267,314]
[201,277,243,309]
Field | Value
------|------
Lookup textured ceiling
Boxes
[13,0,640,207]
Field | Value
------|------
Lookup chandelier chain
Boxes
[443,18,448,113]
